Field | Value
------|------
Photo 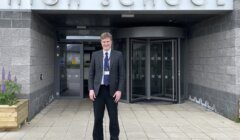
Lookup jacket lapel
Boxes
[110,50,114,70]
[99,50,103,71]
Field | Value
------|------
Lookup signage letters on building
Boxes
[143,0,155,7]
[119,0,134,6]
[68,0,80,7]
[39,0,226,7]
[165,0,180,6]
[101,0,110,6]
[42,0,58,6]
[2,0,231,11]
[8,0,21,6]
[217,0,225,6]
[191,0,205,6]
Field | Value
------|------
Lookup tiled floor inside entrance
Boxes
[0,99,240,140]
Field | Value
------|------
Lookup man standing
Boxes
[88,32,125,140]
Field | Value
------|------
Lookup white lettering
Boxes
[5,0,229,9]
[68,0,80,7]
[143,0,155,7]
[165,0,180,6]
[101,0,110,6]
[8,0,21,6]
[42,0,58,6]
[119,0,134,6]
[191,0,205,6]
[217,0,225,6]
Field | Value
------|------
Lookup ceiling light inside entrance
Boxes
[121,14,135,18]
[76,26,87,29]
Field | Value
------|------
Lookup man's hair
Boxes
[100,32,112,40]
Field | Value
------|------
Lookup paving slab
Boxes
[0,99,239,140]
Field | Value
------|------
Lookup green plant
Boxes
[0,81,21,105]
[0,67,21,105]
[235,118,240,123]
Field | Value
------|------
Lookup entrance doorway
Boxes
[56,40,101,98]
[130,39,178,102]
[54,26,184,103]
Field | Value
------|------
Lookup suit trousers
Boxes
[93,85,119,140]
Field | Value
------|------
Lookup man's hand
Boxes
[113,91,121,103]
[89,90,96,101]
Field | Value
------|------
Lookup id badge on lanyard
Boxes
[104,71,110,75]
[104,59,110,75]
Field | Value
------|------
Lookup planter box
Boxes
[0,99,28,129]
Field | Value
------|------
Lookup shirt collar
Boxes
[103,49,111,56]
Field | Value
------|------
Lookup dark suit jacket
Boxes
[88,49,125,96]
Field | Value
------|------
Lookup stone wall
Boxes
[0,11,31,95]
[186,0,240,120]
[29,13,56,119]
[0,11,56,120]
[234,0,240,119]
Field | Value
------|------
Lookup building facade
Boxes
[0,0,239,121]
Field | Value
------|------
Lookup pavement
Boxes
[0,99,240,140]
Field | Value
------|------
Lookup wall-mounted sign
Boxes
[0,0,233,12]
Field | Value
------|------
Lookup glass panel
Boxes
[60,44,81,96]
[114,39,127,100]
[162,42,173,98]
[150,42,162,97]
[131,40,146,100]
[150,41,174,100]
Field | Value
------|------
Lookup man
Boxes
[88,32,125,140]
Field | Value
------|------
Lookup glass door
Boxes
[150,40,176,101]
[130,39,147,101]
[150,41,162,98]
[129,39,177,102]
[58,44,83,97]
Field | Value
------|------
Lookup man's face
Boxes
[101,37,112,51]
